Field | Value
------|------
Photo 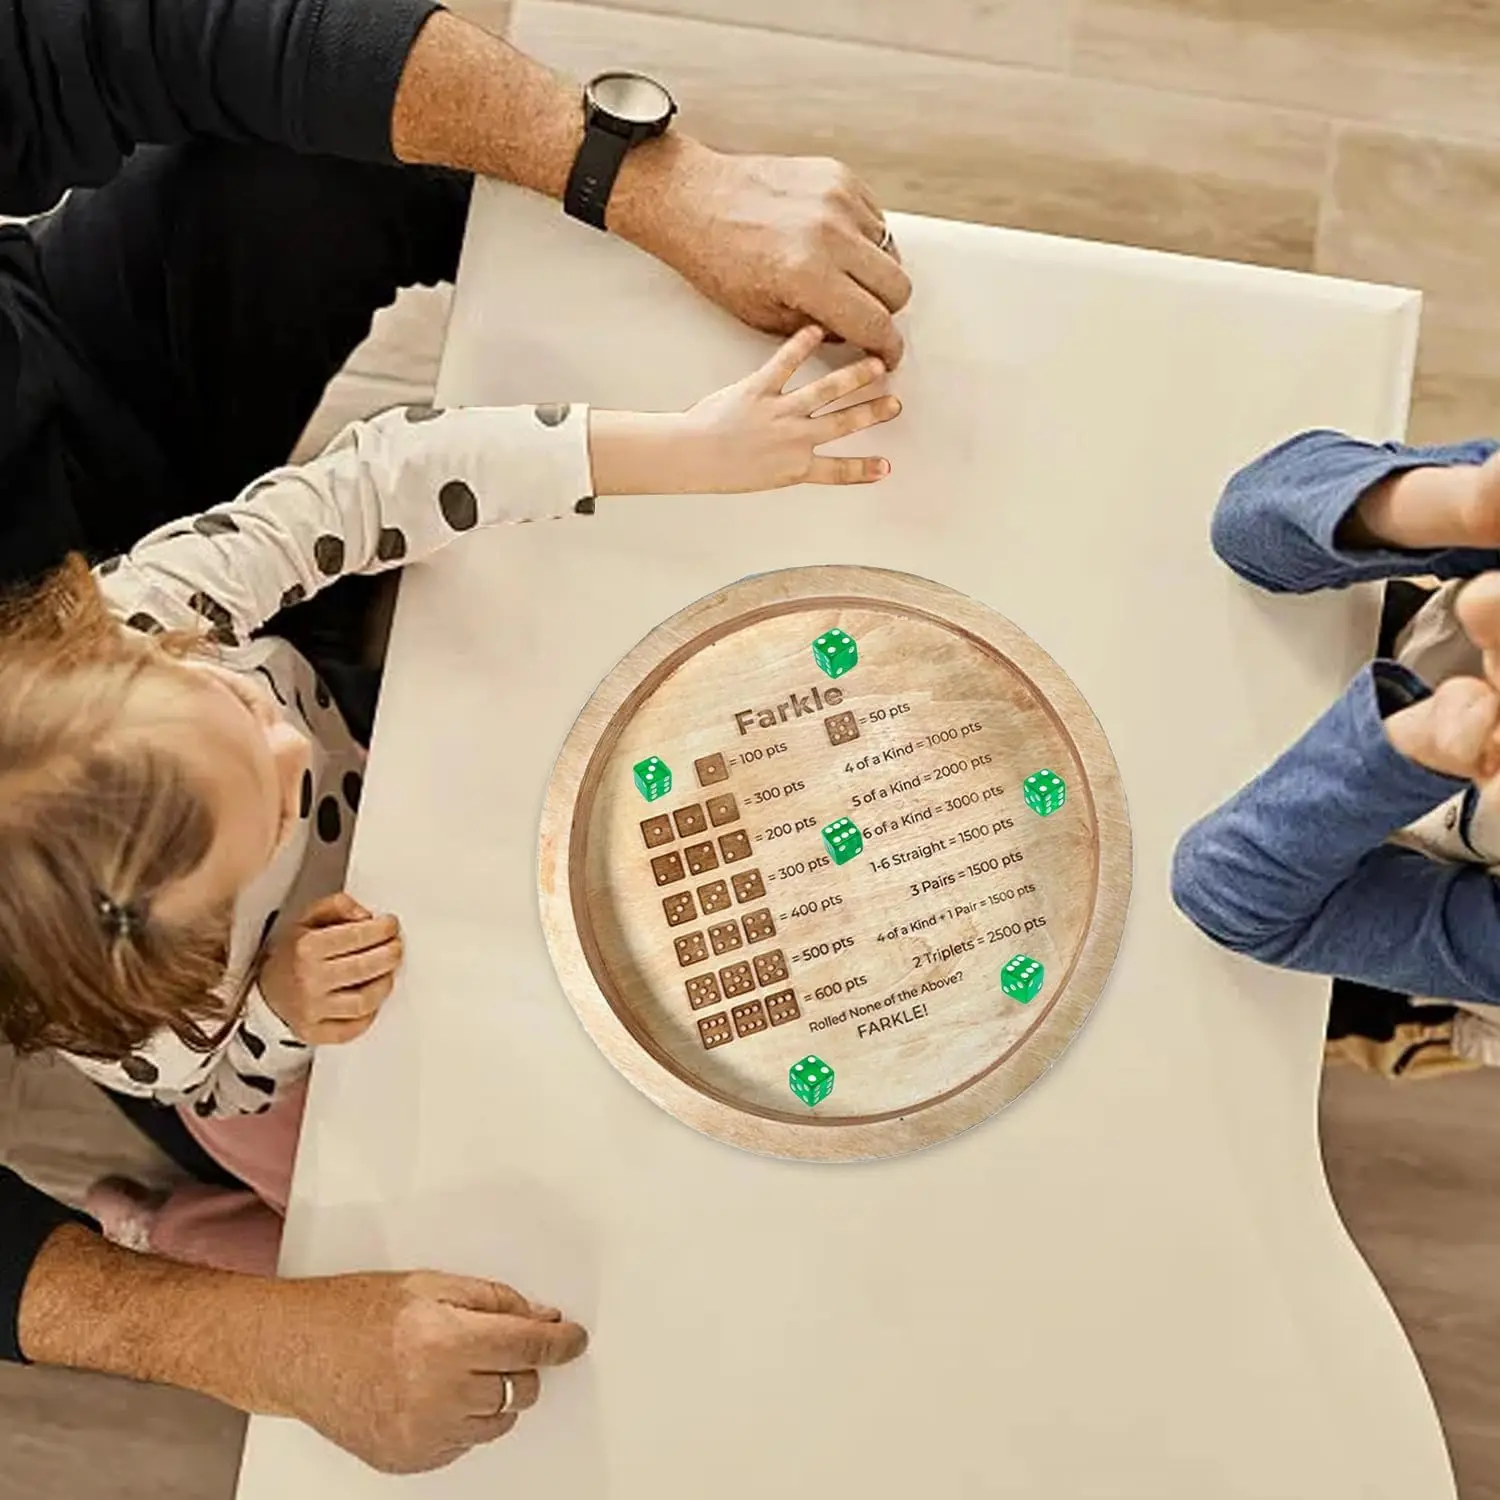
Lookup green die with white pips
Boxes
[821,817,863,866]
[812,628,858,680]
[789,1054,835,1108]
[1000,955,1045,1004]
[1022,768,1066,818]
[633,756,672,803]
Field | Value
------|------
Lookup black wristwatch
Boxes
[563,72,677,231]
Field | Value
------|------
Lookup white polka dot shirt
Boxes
[61,401,594,1116]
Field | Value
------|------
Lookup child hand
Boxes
[589,325,901,498]
[258,893,404,1045]
[1346,450,1500,550]
[1452,451,1500,547]
[1385,675,1500,782]
[677,325,900,492]
[1386,574,1500,782]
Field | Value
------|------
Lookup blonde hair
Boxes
[0,557,235,1059]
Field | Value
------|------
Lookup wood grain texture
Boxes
[450,0,513,31]
[510,0,1330,268]
[539,566,1130,1160]
[1075,0,1500,144]
[7,0,1499,1489]
[0,1362,246,1500]
[1316,127,1500,444]
[571,0,1077,69]
[517,0,1500,434]
[1322,1064,1500,1500]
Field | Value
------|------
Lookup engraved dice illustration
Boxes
[640,759,797,1051]
[697,880,731,914]
[674,933,709,968]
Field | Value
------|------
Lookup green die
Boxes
[812,628,858,680]
[633,756,672,803]
[789,1055,835,1108]
[822,817,864,865]
[1000,955,1045,1004]
[1022,768,1066,818]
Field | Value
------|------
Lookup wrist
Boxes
[589,410,700,496]
[256,982,298,1037]
[1344,465,1480,551]
[606,133,716,257]
[256,991,298,1040]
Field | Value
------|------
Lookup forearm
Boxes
[24,1222,594,1475]
[1211,430,1500,593]
[390,10,699,252]
[1172,663,1465,960]
[1344,462,1483,550]
[0,1169,95,1363]
[589,411,695,496]
[19,1225,297,1414]
[105,404,598,641]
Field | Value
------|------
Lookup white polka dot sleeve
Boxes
[57,983,311,1117]
[93,402,596,640]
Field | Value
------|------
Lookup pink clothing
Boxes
[180,1078,306,1215]
[144,1081,308,1277]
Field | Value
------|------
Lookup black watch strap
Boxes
[564,124,631,231]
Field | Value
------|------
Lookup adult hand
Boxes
[273,1270,588,1474]
[616,142,912,366]
[1386,574,1500,780]
[258,892,402,1044]
[1344,450,1500,551]
[392,17,910,359]
[21,1228,588,1479]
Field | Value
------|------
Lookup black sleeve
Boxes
[0,0,443,213]
[0,1167,96,1363]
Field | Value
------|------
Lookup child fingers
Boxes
[319,971,398,1024]
[755,324,826,392]
[300,892,371,928]
[806,455,891,486]
[323,938,404,994]
[788,355,887,414]
[1400,677,1500,777]
[1456,574,1500,665]
[810,394,901,442]
[1442,680,1500,776]
[307,913,401,958]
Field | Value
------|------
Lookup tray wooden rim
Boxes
[538,565,1133,1161]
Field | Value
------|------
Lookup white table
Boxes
[237,185,1455,1499]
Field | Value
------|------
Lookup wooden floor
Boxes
[6,1,1500,1495]
[1323,1064,1500,1500]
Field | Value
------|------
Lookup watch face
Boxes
[589,72,674,127]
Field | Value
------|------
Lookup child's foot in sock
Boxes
[84,1176,169,1253]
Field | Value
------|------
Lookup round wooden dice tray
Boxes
[538,566,1132,1162]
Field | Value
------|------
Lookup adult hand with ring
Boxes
[610,148,913,366]
[257,1268,586,1473]
[481,1368,543,1426]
